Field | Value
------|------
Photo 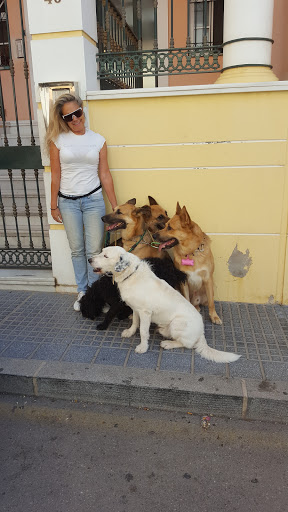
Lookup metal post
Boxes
[0,187,9,249]
[137,0,142,50]
[21,169,34,249]
[105,0,110,51]
[170,0,174,48]
[0,73,8,146]
[203,0,208,45]
[186,0,191,47]
[34,169,47,250]
[18,0,35,146]
[4,0,22,146]
[153,0,158,49]
[8,170,22,249]
[122,0,126,51]
[154,0,158,87]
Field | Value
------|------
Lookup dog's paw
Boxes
[210,313,222,325]
[135,344,148,354]
[121,328,134,338]
[160,340,172,350]
[96,322,107,330]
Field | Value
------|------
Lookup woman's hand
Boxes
[51,207,63,223]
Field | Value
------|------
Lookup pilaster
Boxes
[25,0,99,291]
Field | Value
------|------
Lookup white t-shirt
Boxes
[54,129,105,196]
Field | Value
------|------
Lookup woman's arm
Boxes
[50,142,63,223]
[98,142,117,210]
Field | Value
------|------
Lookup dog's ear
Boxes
[176,202,181,215]
[126,198,136,205]
[114,254,130,273]
[179,206,192,227]
[148,196,158,206]
[135,205,151,221]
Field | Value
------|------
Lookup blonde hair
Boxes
[45,93,83,153]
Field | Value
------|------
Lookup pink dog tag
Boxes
[181,257,194,266]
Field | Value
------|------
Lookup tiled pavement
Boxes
[1,290,288,382]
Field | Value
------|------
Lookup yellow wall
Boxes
[88,90,288,305]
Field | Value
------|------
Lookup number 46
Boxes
[44,0,61,4]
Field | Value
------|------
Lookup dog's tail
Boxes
[195,334,241,363]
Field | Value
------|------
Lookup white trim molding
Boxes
[87,80,288,101]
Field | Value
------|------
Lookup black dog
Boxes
[79,275,131,330]
[80,257,187,330]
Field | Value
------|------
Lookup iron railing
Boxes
[0,0,51,269]
[96,0,224,89]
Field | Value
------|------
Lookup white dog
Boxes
[89,247,240,363]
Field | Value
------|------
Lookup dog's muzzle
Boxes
[158,238,178,251]
[88,257,102,273]
[101,215,126,231]
[153,234,179,251]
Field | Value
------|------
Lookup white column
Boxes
[25,0,100,292]
[217,0,278,83]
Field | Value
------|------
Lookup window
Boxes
[190,0,224,46]
[0,0,9,67]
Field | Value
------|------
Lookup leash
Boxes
[104,229,161,252]
[128,230,161,253]
[104,230,121,248]
[104,230,111,248]
[128,230,147,253]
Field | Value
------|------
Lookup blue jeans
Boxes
[58,192,106,292]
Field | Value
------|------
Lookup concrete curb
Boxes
[0,357,287,422]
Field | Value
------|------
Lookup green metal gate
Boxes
[0,0,51,269]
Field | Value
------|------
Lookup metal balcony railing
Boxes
[96,0,224,89]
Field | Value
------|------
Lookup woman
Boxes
[46,93,117,311]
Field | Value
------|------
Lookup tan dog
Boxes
[154,203,222,324]
[102,198,169,259]
[145,196,170,234]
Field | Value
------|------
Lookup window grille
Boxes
[0,1,9,68]
[190,0,223,46]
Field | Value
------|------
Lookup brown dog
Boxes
[102,198,169,259]
[154,203,222,324]
[146,196,170,233]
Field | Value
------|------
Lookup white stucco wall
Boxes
[26,0,99,291]
[26,0,97,40]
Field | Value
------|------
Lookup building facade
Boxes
[1,0,288,305]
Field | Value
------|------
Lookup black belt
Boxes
[58,184,102,200]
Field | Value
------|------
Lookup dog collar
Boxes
[196,242,205,253]
[129,231,160,252]
[181,240,205,265]
[121,264,140,282]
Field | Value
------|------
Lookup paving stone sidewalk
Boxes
[0,290,288,421]
[1,290,288,379]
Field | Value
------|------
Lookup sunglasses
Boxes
[62,107,83,123]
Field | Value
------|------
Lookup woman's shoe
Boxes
[74,291,85,311]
